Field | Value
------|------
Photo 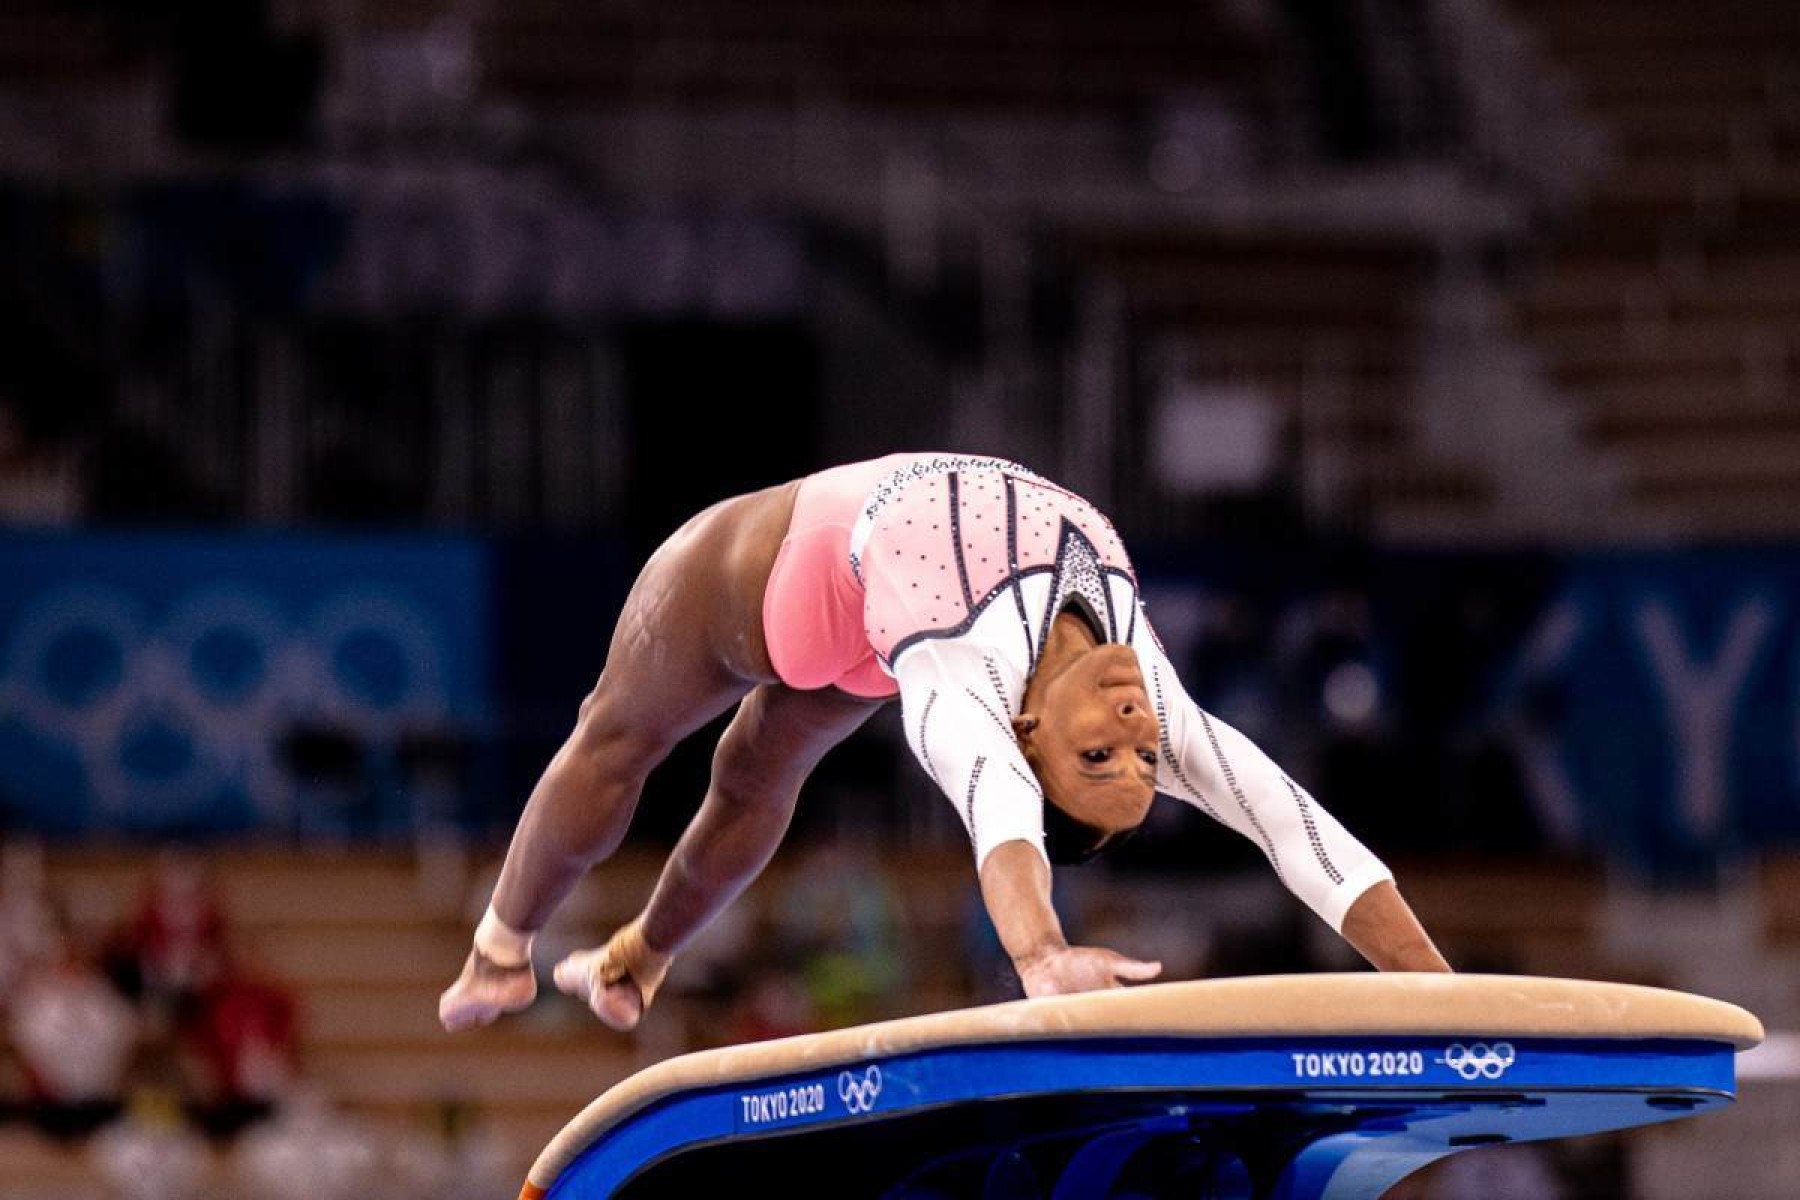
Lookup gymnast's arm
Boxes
[978,841,1163,995]
[1339,879,1449,973]
[893,641,1162,995]
[1133,618,1450,973]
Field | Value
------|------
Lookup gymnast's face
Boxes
[1014,642,1159,847]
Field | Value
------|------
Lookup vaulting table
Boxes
[518,974,1763,1200]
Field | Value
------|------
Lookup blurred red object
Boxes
[178,961,301,1138]
[106,852,229,1011]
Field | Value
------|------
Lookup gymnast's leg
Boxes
[554,682,885,1029]
[439,484,797,1032]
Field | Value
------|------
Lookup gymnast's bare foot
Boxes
[553,918,672,1032]
[439,948,538,1031]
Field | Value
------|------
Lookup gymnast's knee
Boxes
[568,691,678,783]
[708,735,799,814]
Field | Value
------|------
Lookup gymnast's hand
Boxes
[552,917,674,1032]
[1015,944,1162,999]
[439,948,538,1032]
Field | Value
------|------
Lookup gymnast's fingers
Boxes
[1108,955,1163,985]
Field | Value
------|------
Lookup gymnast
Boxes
[439,454,1450,1034]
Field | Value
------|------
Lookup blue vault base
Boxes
[542,1032,1738,1200]
[519,976,1762,1200]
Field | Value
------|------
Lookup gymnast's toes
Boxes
[554,948,646,1031]
[439,951,537,1032]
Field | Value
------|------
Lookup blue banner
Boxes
[1145,545,1800,880]
[1496,551,1800,877]
[0,531,489,836]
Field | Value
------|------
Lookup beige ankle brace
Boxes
[474,904,535,969]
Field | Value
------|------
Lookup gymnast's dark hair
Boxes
[1041,800,1115,866]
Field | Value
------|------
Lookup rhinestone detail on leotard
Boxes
[849,455,1044,584]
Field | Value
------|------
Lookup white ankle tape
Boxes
[474,905,534,969]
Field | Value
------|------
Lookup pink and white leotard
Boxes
[762,454,1389,932]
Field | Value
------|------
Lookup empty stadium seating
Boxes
[1506,0,1800,537]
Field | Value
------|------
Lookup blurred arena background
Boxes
[0,0,1797,1196]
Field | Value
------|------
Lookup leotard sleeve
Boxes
[890,637,1048,870]
[1132,605,1393,932]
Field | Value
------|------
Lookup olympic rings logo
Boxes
[1441,1042,1517,1081]
[0,582,451,824]
[837,1066,883,1114]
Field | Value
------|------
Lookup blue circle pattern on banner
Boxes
[0,581,454,832]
